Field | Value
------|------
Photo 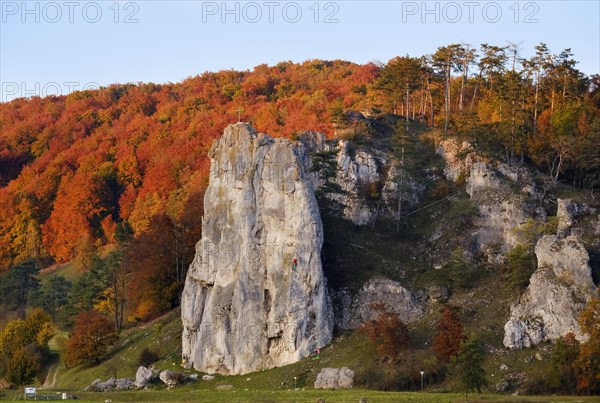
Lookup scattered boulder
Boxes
[84,379,104,392]
[84,377,134,392]
[134,365,155,388]
[500,364,508,371]
[503,235,597,349]
[114,378,134,390]
[201,374,215,381]
[159,370,186,387]
[314,367,354,389]
[215,384,233,390]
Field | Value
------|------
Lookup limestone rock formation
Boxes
[332,277,424,330]
[181,123,333,375]
[299,130,424,226]
[314,367,355,389]
[557,198,597,236]
[503,235,597,349]
[331,141,380,225]
[437,140,546,261]
[436,138,478,182]
[300,131,381,225]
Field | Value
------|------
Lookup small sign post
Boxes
[24,386,36,400]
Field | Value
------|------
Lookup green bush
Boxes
[444,247,477,289]
[354,362,410,391]
[139,347,160,368]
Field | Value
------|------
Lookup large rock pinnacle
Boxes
[503,235,597,349]
[181,123,333,375]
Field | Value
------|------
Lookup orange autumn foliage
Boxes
[64,310,118,365]
[0,60,377,271]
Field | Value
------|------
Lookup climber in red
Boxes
[292,258,298,271]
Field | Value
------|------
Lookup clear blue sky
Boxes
[1,1,599,101]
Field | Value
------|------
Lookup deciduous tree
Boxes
[576,289,600,393]
[5,349,39,387]
[359,301,410,363]
[432,306,465,363]
[64,310,118,365]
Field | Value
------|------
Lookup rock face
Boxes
[437,139,546,261]
[503,235,597,349]
[332,278,424,330]
[349,278,424,328]
[300,131,381,225]
[314,367,354,389]
[436,138,478,182]
[299,130,424,226]
[466,162,537,256]
[181,123,333,375]
[331,141,381,225]
[557,198,597,236]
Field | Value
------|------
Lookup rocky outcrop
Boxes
[300,131,424,226]
[181,123,333,375]
[473,200,528,255]
[331,142,380,225]
[436,138,478,182]
[557,199,597,236]
[503,235,597,349]
[437,140,546,260]
[332,278,424,330]
[314,367,354,389]
[301,131,382,225]
[467,163,531,251]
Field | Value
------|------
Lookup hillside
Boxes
[8,118,596,400]
[1,44,600,399]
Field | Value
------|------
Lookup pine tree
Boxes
[453,336,487,401]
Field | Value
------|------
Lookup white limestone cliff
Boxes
[181,123,333,375]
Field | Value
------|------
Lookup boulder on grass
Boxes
[159,370,186,387]
[314,367,354,389]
